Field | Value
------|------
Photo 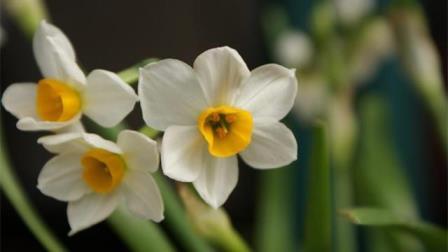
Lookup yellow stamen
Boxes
[36,79,81,121]
[198,106,253,157]
[81,148,125,194]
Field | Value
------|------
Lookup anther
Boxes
[209,112,220,122]
[215,127,228,138]
[225,114,237,123]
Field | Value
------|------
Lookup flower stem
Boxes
[108,207,175,252]
[0,121,67,252]
[153,173,214,252]
[118,58,158,84]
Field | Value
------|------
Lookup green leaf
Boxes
[341,208,448,251]
[303,122,332,252]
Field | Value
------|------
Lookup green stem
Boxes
[118,58,158,84]
[154,173,214,252]
[0,122,67,252]
[108,207,175,252]
[212,224,251,252]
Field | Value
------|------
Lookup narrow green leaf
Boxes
[341,208,448,251]
[304,122,332,252]
[0,119,67,252]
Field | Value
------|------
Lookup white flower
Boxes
[37,130,164,235]
[1,21,138,132]
[139,46,298,208]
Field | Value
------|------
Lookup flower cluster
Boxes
[2,21,298,234]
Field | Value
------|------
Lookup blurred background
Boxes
[1,0,446,251]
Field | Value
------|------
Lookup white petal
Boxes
[139,59,208,130]
[33,21,86,86]
[33,21,76,77]
[1,83,37,118]
[67,192,120,235]
[54,121,85,134]
[16,112,82,132]
[194,46,250,105]
[117,130,159,172]
[193,155,238,208]
[38,132,121,154]
[50,43,86,88]
[37,151,90,201]
[234,64,297,121]
[240,119,297,169]
[122,170,164,221]
[83,70,138,127]
[161,126,207,182]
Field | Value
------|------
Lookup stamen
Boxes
[209,112,220,122]
[215,127,228,138]
[198,106,253,157]
[225,114,237,123]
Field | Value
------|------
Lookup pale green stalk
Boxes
[3,0,49,38]
[0,118,67,252]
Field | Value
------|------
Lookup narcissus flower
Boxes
[37,130,163,234]
[1,21,138,132]
[139,47,298,208]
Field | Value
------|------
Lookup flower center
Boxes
[81,148,125,194]
[198,106,253,157]
[36,79,81,121]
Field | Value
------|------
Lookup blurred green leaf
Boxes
[341,208,448,251]
[304,122,332,252]
[356,95,422,251]
[255,166,296,252]
[0,121,67,252]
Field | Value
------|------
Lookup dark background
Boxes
[1,0,446,251]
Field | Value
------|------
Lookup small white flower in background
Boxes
[139,46,298,208]
[1,21,138,132]
[274,30,313,68]
[37,130,164,235]
[334,0,374,26]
